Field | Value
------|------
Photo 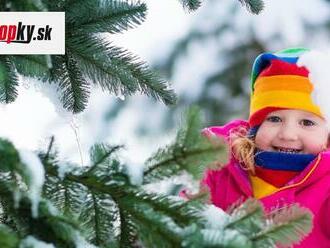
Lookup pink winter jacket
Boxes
[201,119,330,247]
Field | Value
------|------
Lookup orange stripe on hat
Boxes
[254,75,313,93]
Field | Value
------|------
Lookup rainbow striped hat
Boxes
[249,47,323,127]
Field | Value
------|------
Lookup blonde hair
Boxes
[229,126,257,175]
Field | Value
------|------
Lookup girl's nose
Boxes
[278,124,299,141]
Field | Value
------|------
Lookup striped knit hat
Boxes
[249,47,323,128]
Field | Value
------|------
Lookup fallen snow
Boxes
[18,149,45,218]
[124,160,144,186]
[56,162,79,180]
[19,236,55,248]
[73,231,98,248]
[37,79,73,120]
[202,204,229,229]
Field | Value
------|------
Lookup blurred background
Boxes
[1,0,330,167]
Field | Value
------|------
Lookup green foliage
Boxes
[11,56,50,82]
[0,0,177,113]
[66,0,147,34]
[252,205,313,247]
[0,56,19,104]
[238,0,264,14]
[198,199,312,248]
[0,107,313,247]
[0,0,315,246]
[0,138,20,172]
[178,0,264,13]
[0,0,265,113]
[143,106,227,184]
[178,0,202,11]
[67,34,176,106]
[51,51,90,113]
[0,224,19,248]
[0,140,84,247]
[40,141,205,247]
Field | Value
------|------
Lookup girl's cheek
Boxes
[305,138,327,154]
[255,131,271,149]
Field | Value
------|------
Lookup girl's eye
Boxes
[266,116,281,122]
[301,119,315,127]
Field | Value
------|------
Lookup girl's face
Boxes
[255,109,329,155]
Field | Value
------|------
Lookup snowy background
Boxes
[1,0,330,168]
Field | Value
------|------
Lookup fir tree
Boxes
[178,0,264,14]
[0,106,313,247]
[1,0,177,113]
[0,0,314,247]
[0,0,265,114]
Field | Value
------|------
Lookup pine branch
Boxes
[42,159,88,219]
[79,191,119,246]
[67,34,177,106]
[0,56,19,103]
[178,0,202,11]
[51,52,90,113]
[238,0,264,14]
[41,147,205,247]
[119,199,183,247]
[0,0,177,112]
[66,0,147,34]
[252,204,313,247]
[89,143,124,170]
[11,55,50,82]
[64,181,87,218]
[2,0,45,11]
[0,138,20,173]
[90,193,104,244]
[122,189,204,227]
[119,209,137,247]
[0,144,94,247]
[225,198,264,236]
[44,136,55,162]
[0,178,83,247]
[43,150,200,229]
[200,228,252,248]
[0,137,313,247]
[0,224,19,248]
[179,0,264,13]
[38,0,69,10]
[143,106,225,183]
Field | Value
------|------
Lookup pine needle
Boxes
[143,106,225,183]
[52,53,90,113]
[67,35,177,106]
[252,204,313,247]
[178,0,202,11]
[225,198,264,235]
[0,56,19,103]
[238,0,264,14]
[66,0,147,34]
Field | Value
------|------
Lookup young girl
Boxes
[200,48,330,247]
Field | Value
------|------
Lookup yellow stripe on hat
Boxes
[250,90,323,118]
[250,75,322,119]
